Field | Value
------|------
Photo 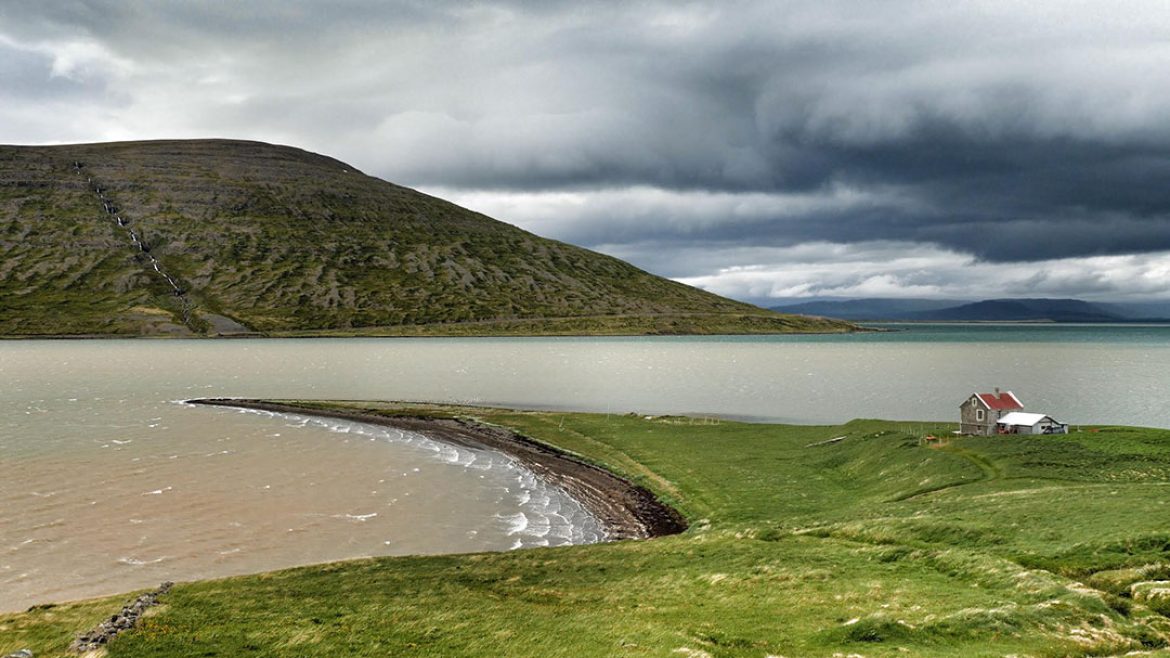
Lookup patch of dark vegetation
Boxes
[905,522,1006,547]
[1134,627,1170,649]
[837,618,914,644]
[1022,533,1170,577]
[875,546,916,563]
[1104,593,1133,617]
[756,527,789,542]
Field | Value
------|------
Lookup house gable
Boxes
[960,389,1025,435]
[976,391,1023,411]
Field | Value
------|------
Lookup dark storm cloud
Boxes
[1,1,1169,296]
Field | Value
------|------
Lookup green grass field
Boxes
[4,403,1170,657]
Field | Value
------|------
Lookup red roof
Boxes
[976,391,1023,411]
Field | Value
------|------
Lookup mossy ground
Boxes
[4,404,1170,657]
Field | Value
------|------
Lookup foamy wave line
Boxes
[7,538,45,553]
[500,470,606,548]
[223,408,515,478]
[499,512,528,535]
[194,403,608,548]
[118,556,169,567]
[334,513,379,522]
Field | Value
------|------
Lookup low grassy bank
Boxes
[0,312,858,338]
[4,403,1170,657]
[268,312,858,337]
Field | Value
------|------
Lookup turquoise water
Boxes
[859,323,1170,343]
[617,323,1170,344]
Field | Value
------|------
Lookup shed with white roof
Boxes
[996,412,1068,435]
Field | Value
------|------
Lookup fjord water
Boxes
[3,324,1169,611]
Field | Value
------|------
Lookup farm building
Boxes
[996,412,1069,435]
[959,389,1024,435]
[959,389,1068,436]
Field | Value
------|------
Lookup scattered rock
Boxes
[71,582,173,652]
[3,649,34,658]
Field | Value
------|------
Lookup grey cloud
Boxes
[673,242,1170,303]
[0,43,87,99]
[388,2,1170,263]
[0,0,1168,292]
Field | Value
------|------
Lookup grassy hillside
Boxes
[5,403,1170,657]
[0,140,852,336]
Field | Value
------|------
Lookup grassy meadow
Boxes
[3,402,1170,657]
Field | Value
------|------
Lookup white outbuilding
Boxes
[996,412,1068,435]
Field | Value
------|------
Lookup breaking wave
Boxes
[217,405,606,549]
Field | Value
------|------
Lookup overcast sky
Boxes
[3,1,1169,303]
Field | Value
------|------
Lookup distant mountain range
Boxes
[772,298,1170,322]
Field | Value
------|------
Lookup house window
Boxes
[976,408,985,422]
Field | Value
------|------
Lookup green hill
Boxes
[0,139,852,336]
[6,403,1170,657]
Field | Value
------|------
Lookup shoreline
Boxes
[187,398,689,541]
[0,327,865,340]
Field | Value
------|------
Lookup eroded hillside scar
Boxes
[72,160,197,329]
